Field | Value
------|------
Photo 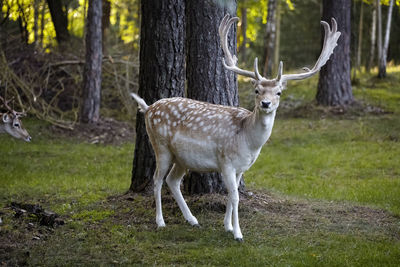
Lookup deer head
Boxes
[219,15,341,114]
[0,96,31,142]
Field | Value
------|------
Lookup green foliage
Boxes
[1,0,140,49]
[110,0,140,48]
[2,0,57,47]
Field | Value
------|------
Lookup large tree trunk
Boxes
[81,0,103,123]
[367,2,377,73]
[378,0,394,78]
[130,0,185,192]
[316,0,353,106]
[46,0,70,44]
[184,0,239,194]
[263,0,277,77]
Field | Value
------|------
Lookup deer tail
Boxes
[130,93,149,113]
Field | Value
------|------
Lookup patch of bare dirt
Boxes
[51,117,135,145]
[108,190,400,240]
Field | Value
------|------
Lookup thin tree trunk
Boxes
[263,0,277,77]
[17,1,29,44]
[46,0,70,45]
[130,0,185,193]
[33,0,39,46]
[317,0,353,106]
[367,2,376,72]
[81,0,103,123]
[185,0,240,194]
[240,4,247,63]
[39,0,45,46]
[356,0,364,73]
[274,0,281,72]
[378,0,394,78]
[83,0,87,45]
[376,0,382,71]
[102,0,111,54]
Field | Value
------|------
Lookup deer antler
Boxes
[278,18,341,83]
[219,14,263,81]
[0,96,26,117]
[219,15,340,84]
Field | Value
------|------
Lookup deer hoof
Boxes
[235,237,244,242]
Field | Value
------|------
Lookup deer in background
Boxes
[131,15,340,241]
[0,96,31,142]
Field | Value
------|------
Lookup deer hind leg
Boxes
[153,150,172,228]
[224,172,243,233]
[222,169,243,241]
[166,164,199,226]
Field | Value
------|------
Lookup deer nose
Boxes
[26,136,32,142]
[261,101,271,108]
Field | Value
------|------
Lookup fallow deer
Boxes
[0,96,31,142]
[131,15,341,241]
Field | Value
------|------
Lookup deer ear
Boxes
[276,61,283,81]
[250,79,258,87]
[2,113,11,123]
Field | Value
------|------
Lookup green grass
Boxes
[0,121,132,211]
[1,67,400,265]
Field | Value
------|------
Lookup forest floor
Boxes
[1,68,400,266]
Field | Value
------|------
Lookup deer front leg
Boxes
[224,172,243,233]
[222,169,243,241]
[224,200,233,233]
[166,164,199,226]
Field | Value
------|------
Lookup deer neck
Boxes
[243,108,276,150]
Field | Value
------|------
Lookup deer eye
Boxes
[14,123,20,128]
[255,89,259,95]
[277,92,282,96]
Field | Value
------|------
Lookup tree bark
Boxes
[240,3,247,63]
[46,0,70,44]
[81,0,103,123]
[17,1,29,44]
[184,0,240,194]
[378,0,394,78]
[33,0,39,46]
[263,0,277,77]
[376,0,382,72]
[130,0,185,192]
[367,2,377,72]
[40,0,45,46]
[102,0,111,54]
[316,0,353,106]
[356,0,364,72]
[274,0,281,72]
